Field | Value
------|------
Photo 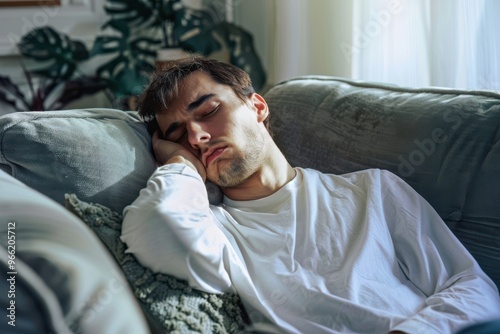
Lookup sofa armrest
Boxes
[0,170,150,333]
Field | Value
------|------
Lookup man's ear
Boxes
[250,93,269,123]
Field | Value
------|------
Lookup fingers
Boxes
[152,130,162,146]
[151,131,207,180]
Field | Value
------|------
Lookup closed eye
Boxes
[202,105,220,118]
[175,129,187,143]
[164,123,186,142]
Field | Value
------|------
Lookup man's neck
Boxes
[221,152,296,201]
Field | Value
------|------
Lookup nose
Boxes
[186,121,210,152]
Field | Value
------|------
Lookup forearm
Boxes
[392,273,500,334]
[121,164,233,293]
[381,171,500,333]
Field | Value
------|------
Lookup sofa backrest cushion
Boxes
[0,108,157,213]
[264,76,500,288]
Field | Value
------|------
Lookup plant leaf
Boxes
[72,40,90,61]
[174,7,218,55]
[90,36,126,56]
[104,0,156,28]
[95,55,128,78]
[102,19,131,38]
[130,36,162,59]
[0,91,20,110]
[93,30,158,99]
[210,23,267,91]
[50,76,110,110]
[0,75,26,102]
[31,63,77,80]
[103,0,182,47]
[17,26,89,80]
[109,66,150,99]
[105,0,181,26]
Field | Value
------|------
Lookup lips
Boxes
[204,147,227,167]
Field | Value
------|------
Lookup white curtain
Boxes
[272,0,354,84]
[272,0,500,90]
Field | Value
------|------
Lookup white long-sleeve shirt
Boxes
[121,164,500,334]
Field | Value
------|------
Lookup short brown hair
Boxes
[138,56,270,136]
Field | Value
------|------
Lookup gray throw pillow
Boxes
[0,109,157,213]
[64,193,246,334]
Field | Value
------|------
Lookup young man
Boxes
[121,57,500,334]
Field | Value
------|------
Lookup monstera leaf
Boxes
[17,26,89,80]
[91,21,159,99]
[105,0,179,27]
[105,0,155,27]
[174,7,218,55]
[104,0,181,47]
[110,66,151,98]
[175,17,267,91]
[211,23,266,91]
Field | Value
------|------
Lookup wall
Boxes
[232,0,274,89]
[234,0,354,87]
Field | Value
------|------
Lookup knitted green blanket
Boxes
[65,194,247,333]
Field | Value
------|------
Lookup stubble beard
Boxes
[216,156,251,187]
[210,128,265,188]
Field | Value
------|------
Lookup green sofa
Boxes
[1,76,499,333]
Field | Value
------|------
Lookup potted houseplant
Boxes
[92,0,267,104]
[0,27,108,111]
[0,0,266,111]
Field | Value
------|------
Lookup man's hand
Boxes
[152,131,207,181]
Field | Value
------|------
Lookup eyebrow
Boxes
[187,93,215,111]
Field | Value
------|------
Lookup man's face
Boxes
[155,71,269,187]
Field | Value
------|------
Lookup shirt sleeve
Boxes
[120,163,236,294]
[380,170,500,334]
